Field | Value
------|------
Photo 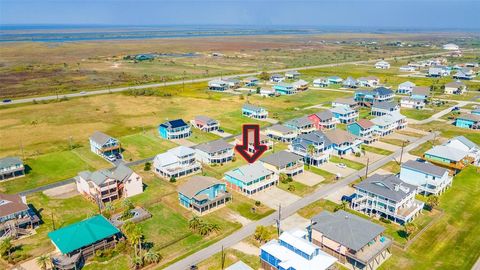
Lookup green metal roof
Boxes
[48,215,120,254]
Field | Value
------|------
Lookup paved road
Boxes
[1,51,455,106]
[409,101,469,125]
[163,132,437,270]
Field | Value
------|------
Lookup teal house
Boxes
[455,114,480,129]
[274,82,295,95]
[178,176,231,215]
[158,119,191,139]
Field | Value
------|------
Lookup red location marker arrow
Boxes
[235,124,267,163]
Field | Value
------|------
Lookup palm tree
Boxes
[130,255,144,269]
[36,255,50,270]
[130,227,144,257]
[307,144,316,167]
[188,216,202,232]
[404,222,417,239]
[427,195,439,210]
[0,237,13,257]
[279,173,288,184]
[143,250,162,264]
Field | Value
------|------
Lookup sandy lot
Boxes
[281,213,311,231]
[231,241,260,256]
[252,187,300,209]
[403,126,429,135]
[173,138,197,147]
[370,141,401,152]
[318,162,357,179]
[345,151,385,164]
[325,185,356,204]
[387,133,417,142]
[293,170,324,187]
[42,182,78,199]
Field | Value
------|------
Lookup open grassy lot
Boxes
[0,151,95,193]
[330,155,365,170]
[226,191,275,220]
[409,139,440,157]
[379,137,408,146]
[198,248,259,270]
[277,180,315,197]
[411,121,480,145]
[120,132,178,160]
[362,145,394,155]
[188,128,222,144]
[306,166,338,183]
[381,161,401,174]
[380,166,480,270]
[400,103,452,121]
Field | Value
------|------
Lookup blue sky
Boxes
[1,0,479,29]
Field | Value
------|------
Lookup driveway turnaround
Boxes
[319,162,356,178]
[293,170,324,186]
[251,187,301,209]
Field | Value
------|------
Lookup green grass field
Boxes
[362,145,394,155]
[120,132,179,160]
[330,155,365,170]
[411,121,480,145]
[380,166,480,270]
[188,128,222,144]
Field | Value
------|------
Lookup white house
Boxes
[153,146,201,180]
[443,136,480,165]
[399,65,416,72]
[443,43,459,50]
[400,97,425,110]
[375,60,390,69]
[399,160,452,196]
[397,81,416,94]
[444,81,467,95]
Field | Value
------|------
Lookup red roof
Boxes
[357,119,374,129]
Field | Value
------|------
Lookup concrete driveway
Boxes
[280,213,310,231]
[345,151,384,164]
[252,187,300,209]
[370,141,400,152]
[211,130,232,138]
[403,127,429,135]
[174,138,197,147]
[293,170,324,187]
[325,186,355,204]
[387,133,417,142]
[318,162,356,179]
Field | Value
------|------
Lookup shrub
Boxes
[379,217,392,224]
[255,201,261,207]
[144,162,151,171]
[170,176,177,183]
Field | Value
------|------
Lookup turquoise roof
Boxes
[48,215,120,254]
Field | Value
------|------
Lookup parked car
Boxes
[115,153,122,160]
[451,107,460,112]
[218,129,224,133]
[2,99,12,103]
[80,91,87,95]
[106,155,116,162]
[336,163,347,169]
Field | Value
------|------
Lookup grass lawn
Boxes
[188,128,221,144]
[197,248,260,270]
[83,255,129,270]
[71,146,111,169]
[411,121,480,145]
[362,145,394,156]
[409,139,439,157]
[379,138,407,147]
[395,130,423,138]
[277,180,315,197]
[297,199,338,219]
[380,166,480,270]
[120,131,178,160]
[306,166,337,183]
[330,155,365,170]
[381,161,401,174]
[400,102,453,121]
[201,158,248,179]
[0,151,94,193]
[227,192,275,220]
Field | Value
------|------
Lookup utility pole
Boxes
[276,204,282,237]
[51,212,56,230]
[20,141,25,160]
[221,245,226,270]
[399,141,406,165]
[183,70,186,92]
[432,132,437,146]
[365,158,370,179]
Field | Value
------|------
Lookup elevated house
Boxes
[224,78,241,89]
[411,86,430,101]
[399,160,453,195]
[324,129,363,156]
[310,210,392,270]
[354,87,394,107]
[158,119,191,139]
[191,115,220,132]
[260,150,304,177]
[330,106,359,124]
[400,97,425,110]
[234,132,273,154]
[455,113,480,129]
[289,131,333,167]
[89,131,121,158]
[375,60,390,69]
[453,68,475,80]
[48,215,121,268]
[270,74,285,83]
[343,77,358,88]
[313,77,329,87]
[208,79,228,91]
[397,81,416,94]
[76,164,143,203]
[399,65,416,72]
[332,97,358,109]
[265,124,298,142]
[243,77,259,87]
[274,82,296,95]
[347,119,378,144]
[224,162,278,196]
[443,136,479,165]
[352,174,424,225]
[328,76,343,85]
[260,230,337,270]
[308,110,337,130]
[292,79,309,91]
[284,116,316,134]
[0,193,40,239]
[424,145,473,171]
[444,81,467,95]
[371,102,400,117]
[260,88,275,97]
[357,76,379,88]
[178,176,231,215]
[428,66,450,77]
[472,108,480,116]
[371,113,407,136]
[285,70,300,80]
[443,43,459,50]
[242,103,268,119]
[226,261,253,270]
[153,146,201,180]
[0,157,25,181]
[195,139,234,164]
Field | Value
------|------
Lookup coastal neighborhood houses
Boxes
[89,131,121,160]
[224,162,278,196]
[242,103,268,119]
[153,146,201,180]
[0,157,25,181]
[191,115,220,132]
[158,119,192,139]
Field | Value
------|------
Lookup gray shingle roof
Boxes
[90,131,115,146]
[224,162,273,184]
[195,115,218,125]
[311,210,385,251]
[402,160,448,178]
[267,124,295,134]
[177,176,221,199]
[425,145,467,162]
[294,131,333,149]
[195,139,233,154]
[324,129,358,145]
[78,164,134,186]
[284,116,313,128]
[313,110,334,121]
[411,86,430,96]
[457,114,480,122]
[242,103,265,112]
[0,157,23,170]
[260,151,302,168]
[372,101,398,110]
[355,174,416,203]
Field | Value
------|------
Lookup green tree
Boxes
[36,255,50,270]
[170,176,177,183]
[144,162,151,171]
[188,216,202,232]
[279,173,288,184]
[427,195,439,210]
[0,237,13,258]
[254,226,270,243]
[307,144,316,167]
[404,222,417,239]
[259,71,270,81]
[143,250,161,264]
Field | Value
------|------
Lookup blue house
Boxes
[224,162,277,196]
[330,106,359,124]
[354,87,394,106]
[242,103,268,119]
[347,119,377,144]
[89,131,121,158]
[260,230,337,270]
[472,109,480,116]
[328,76,343,84]
[243,77,259,87]
[343,77,357,88]
[455,114,480,129]
[178,176,231,215]
[411,86,430,101]
[289,131,333,167]
[324,129,363,156]
[158,119,191,139]
[274,82,296,95]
